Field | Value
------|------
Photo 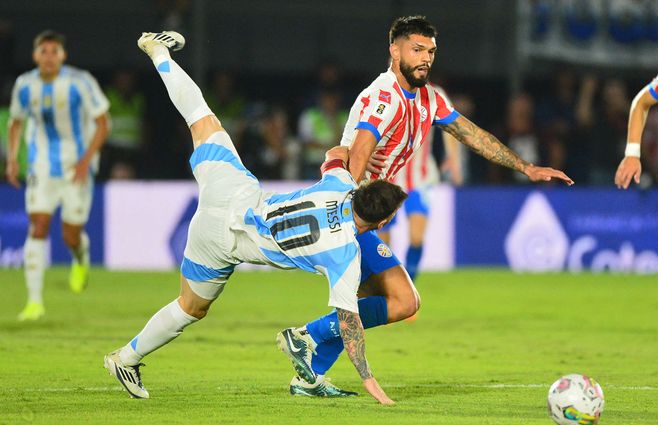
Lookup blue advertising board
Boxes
[0,185,104,266]
[455,188,658,272]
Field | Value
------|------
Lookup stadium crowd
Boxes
[0,24,656,186]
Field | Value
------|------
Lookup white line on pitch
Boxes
[387,383,658,391]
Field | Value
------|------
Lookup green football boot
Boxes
[18,301,45,321]
[289,375,358,397]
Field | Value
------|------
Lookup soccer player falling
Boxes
[104,31,407,405]
[277,16,574,397]
[6,31,110,321]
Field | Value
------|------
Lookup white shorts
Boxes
[25,174,93,225]
[181,131,264,300]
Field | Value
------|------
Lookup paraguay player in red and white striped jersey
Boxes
[280,16,573,397]
[377,85,462,287]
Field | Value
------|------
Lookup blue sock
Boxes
[405,245,423,282]
[306,296,388,375]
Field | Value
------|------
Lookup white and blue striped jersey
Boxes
[242,165,362,312]
[9,65,110,179]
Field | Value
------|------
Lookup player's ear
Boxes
[389,42,400,62]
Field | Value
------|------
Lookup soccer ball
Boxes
[547,374,605,424]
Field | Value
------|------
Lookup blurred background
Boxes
[1,0,657,273]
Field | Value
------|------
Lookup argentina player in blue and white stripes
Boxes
[103,31,405,405]
[6,31,110,321]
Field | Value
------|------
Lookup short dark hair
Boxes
[352,180,408,224]
[389,16,437,44]
[33,30,66,50]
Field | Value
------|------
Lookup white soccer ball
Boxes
[547,374,605,424]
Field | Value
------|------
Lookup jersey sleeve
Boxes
[647,76,658,101]
[78,71,110,118]
[325,243,361,313]
[320,160,357,189]
[432,86,460,125]
[9,75,30,120]
[353,89,402,142]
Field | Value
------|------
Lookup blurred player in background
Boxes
[6,31,110,321]
[614,75,658,189]
[377,85,462,285]
[104,32,406,404]
[280,15,574,396]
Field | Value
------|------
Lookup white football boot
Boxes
[137,31,186,58]
[104,349,150,399]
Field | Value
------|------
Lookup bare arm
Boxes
[347,130,378,183]
[5,118,24,188]
[337,308,394,405]
[441,131,463,185]
[73,113,110,183]
[615,88,658,189]
[439,115,573,185]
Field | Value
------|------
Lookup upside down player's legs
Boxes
[146,37,222,145]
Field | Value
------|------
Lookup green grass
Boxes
[1,268,657,424]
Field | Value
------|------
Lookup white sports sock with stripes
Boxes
[150,45,213,126]
[119,299,198,366]
[24,237,46,304]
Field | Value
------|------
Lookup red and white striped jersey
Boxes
[394,124,438,192]
[393,85,451,192]
[340,68,459,182]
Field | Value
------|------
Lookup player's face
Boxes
[33,41,66,77]
[396,34,436,88]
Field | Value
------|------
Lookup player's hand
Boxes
[73,159,90,184]
[440,156,463,186]
[6,159,21,188]
[524,164,574,186]
[366,152,387,174]
[325,146,349,163]
[614,157,641,189]
[363,377,395,405]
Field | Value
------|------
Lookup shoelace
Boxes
[133,363,146,385]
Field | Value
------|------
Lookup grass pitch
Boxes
[1,268,657,424]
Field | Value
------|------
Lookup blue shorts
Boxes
[380,188,431,232]
[357,230,402,283]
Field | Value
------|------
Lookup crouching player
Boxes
[103,31,406,405]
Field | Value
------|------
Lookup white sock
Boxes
[24,237,47,304]
[70,231,89,264]
[151,48,213,127]
[119,299,199,366]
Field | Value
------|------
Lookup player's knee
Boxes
[178,294,212,320]
[30,221,50,239]
[184,305,208,320]
[62,228,81,248]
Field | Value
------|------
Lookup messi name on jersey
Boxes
[326,200,342,233]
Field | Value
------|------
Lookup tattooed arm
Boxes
[337,308,394,405]
[439,115,574,185]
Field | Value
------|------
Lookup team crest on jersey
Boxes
[378,90,391,104]
[419,106,428,123]
[376,104,386,115]
[377,243,393,258]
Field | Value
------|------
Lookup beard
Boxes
[400,60,431,88]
